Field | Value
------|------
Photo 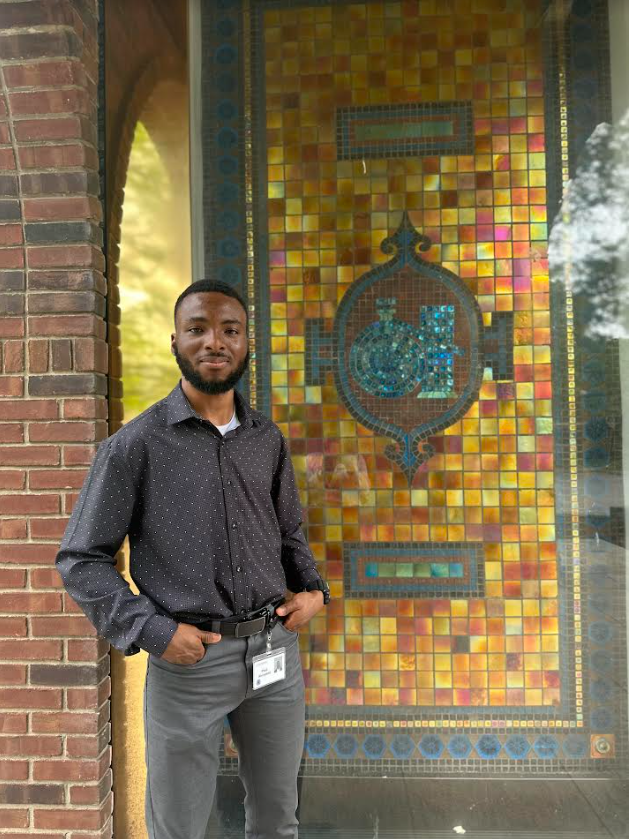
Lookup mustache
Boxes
[173,344,250,396]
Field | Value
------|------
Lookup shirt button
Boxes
[231,523,237,529]
[236,566,242,572]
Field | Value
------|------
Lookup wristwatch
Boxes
[304,578,331,605]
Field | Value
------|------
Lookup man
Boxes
[56,280,329,839]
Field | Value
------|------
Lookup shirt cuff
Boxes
[136,614,179,657]
[285,569,322,592]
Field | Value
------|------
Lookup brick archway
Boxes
[105,58,187,432]
[101,4,189,837]
[0,0,188,834]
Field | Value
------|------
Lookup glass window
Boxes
[107,0,629,835]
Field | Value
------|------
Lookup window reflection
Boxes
[119,118,191,421]
[105,3,191,837]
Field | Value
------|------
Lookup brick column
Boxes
[0,2,112,836]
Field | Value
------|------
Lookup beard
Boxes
[173,345,250,395]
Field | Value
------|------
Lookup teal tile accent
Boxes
[337,102,473,160]
[353,119,454,142]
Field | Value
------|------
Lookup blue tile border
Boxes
[201,1,246,290]
[201,0,252,402]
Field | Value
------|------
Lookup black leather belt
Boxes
[178,598,285,638]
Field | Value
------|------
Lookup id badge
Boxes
[252,647,286,690]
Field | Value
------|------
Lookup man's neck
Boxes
[181,379,235,426]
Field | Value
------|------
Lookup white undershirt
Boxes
[215,412,241,436]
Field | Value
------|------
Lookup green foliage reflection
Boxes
[119,121,190,421]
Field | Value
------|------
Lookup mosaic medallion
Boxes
[334,213,484,481]
[348,298,424,398]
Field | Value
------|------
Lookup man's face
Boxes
[171,292,249,395]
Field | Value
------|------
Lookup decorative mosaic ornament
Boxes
[533,735,560,760]
[362,734,387,759]
[349,298,424,399]
[333,734,358,759]
[389,734,416,760]
[418,734,445,759]
[475,734,502,759]
[333,212,484,482]
[504,735,531,760]
[305,734,330,759]
[447,735,473,760]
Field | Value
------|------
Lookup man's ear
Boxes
[170,334,176,356]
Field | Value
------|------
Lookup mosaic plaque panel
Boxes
[337,101,474,160]
[344,541,484,599]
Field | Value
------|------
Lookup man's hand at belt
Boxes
[275,590,324,632]
[160,623,221,665]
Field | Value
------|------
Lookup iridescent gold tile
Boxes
[470,672,488,689]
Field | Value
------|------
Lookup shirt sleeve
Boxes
[271,432,322,592]
[55,440,178,657]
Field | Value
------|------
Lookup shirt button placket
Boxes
[220,440,246,611]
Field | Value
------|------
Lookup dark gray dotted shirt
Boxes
[56,384,321,658]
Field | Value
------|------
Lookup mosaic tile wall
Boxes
[201,0,626,776]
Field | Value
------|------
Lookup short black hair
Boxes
[174,280,248,324]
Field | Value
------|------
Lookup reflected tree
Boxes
[549,112,629,339]
[119,121,190,420]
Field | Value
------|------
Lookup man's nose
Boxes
[203,330,225,350]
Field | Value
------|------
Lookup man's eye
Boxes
[226,329,239,335]
[188,327,202,333]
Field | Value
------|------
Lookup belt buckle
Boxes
[234,614,267,638]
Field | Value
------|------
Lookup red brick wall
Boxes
[0,1,112,836]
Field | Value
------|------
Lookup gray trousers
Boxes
[143,620,305,839]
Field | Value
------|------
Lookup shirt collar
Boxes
[165,381,256,428]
